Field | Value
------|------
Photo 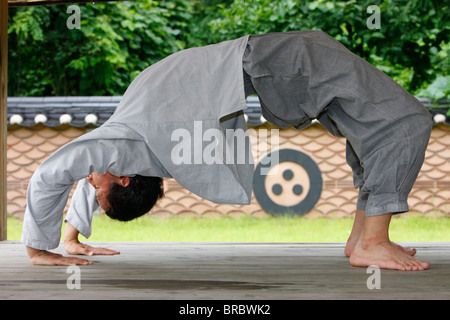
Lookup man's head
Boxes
[86,172,164,221]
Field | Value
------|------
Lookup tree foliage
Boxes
[196,0,449,93]
[7,0,449,98]
[8,0,194,96]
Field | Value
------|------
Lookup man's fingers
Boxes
[54,257,93,266]
[64,241,120,256]
[80,243,120,255]
[30,252,93,266]
[89,247,120,255]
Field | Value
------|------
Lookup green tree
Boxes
[8,0,194,96]
[198,0,449,93]
[7,0,449,97]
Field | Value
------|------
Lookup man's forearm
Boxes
[26,246,45,261]
[63,221,87,255]
[65,178,99,240]
[63,221,121,257]
[25,246,53,265]
[63,221,80,245]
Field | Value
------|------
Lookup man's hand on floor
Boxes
[63,239,120,256]
[63,221,120,257]
[26,246,94,266]
[25,221,121,266]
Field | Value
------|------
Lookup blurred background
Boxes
[7,0,449,100]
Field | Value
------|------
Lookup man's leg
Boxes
[340,109,432,270]
[345,209,416,257]
[344,209,365,257]
[349,213,430,271]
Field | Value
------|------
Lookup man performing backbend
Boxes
[22,31,432,271]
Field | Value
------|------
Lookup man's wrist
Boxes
[25,246,46,259]
[63,220,80,243]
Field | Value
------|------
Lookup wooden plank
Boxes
[9,0,128,7]
[1,242,450,299]
[0,0,7,241]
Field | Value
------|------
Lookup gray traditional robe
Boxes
[22,35,253,250]
[22,30,432,250]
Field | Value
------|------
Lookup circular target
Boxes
[253,149,322,216]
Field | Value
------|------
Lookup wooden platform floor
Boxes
[1,241,450,300]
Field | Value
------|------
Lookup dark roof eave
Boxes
[6,96,449,128]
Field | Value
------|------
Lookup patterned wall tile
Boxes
[6,123,450,218]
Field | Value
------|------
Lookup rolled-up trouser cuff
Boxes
[357,192,409,217]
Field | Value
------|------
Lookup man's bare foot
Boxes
[344,209,416,257]
[348,213,430,271]
[350,239,429,271]
[345,236,416,257]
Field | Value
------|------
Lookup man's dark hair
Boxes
[105,175,164,222]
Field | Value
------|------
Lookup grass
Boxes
[6,214,450,243]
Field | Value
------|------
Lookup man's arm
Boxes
[22,139,110,265]
[25,191,120,266]
[63,179,120,257]
[22,123,166,265]
[63,221,120,256]
[22,138,114,252]
[65,178,99,240]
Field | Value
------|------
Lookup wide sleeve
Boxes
[21,123,165,250]
[64,178,99,239]
[21,138,116,250]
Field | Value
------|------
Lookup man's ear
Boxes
[118,176,131,187]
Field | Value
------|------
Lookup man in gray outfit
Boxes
[23,31,432,271]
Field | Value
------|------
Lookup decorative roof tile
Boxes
[6,96,449,128]
[7,96,267,128]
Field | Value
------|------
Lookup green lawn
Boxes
[7,214,450,243]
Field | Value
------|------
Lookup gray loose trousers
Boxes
[243,31,432,216]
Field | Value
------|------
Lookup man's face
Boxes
[86,172,115,210]
[86,172,131,211]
